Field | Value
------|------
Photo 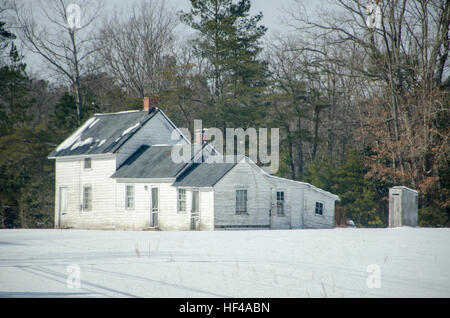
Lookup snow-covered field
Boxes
[0,228,449,298]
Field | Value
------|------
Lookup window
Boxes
[125,185,134,209]
[315,202,324,215]
[84,158,92,169]
[178,189,186,212]
[191,190,200,213]
[83,186,92,211]
[236,189,248,214]
[276,191,285,216]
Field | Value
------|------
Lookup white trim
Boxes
[50,153,115,160]
[58,186,68,213]
[235,188,248,215]
[314,200,325,216]
[177,188,187,213]
[191,189,201,213]
[263,174,339,201]
[276,190,286,217]
[150,186,159,227]
[158,108,191,144]
[391,186,418,194]
[94,110,141,115]
[125,184,135,210]
[114,178,175,183]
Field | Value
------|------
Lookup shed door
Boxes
[391,194,401,227]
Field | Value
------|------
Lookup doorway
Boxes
[58,187,67,228]
[151,187,159,227]
[190,190,200,230]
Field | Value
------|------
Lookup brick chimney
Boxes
[194,128,208,145]
[143,97,158,112]
[194,129,202,145]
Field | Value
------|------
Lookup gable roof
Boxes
[172,161,237,187]
[111,145,189,179]
[48,108,158,158]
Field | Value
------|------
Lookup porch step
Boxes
[143,227,161,231]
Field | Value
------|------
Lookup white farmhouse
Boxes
[48,100,339,231]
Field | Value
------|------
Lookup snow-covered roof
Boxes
[48,108,158,158]
[263,174,340,200]
[391,186,418,194]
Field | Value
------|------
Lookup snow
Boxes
[121,123,140,136]
[97,139,107,147]
[55,118,96,152]
[95,110,141,116]
[70,137,94,151]
[88,118,100,129]
[0,228,449,298]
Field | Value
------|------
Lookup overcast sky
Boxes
[101,0,318,33]
[18,0,322,75]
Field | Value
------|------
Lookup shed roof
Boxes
[112,145,188,179]
[48,108,157,158]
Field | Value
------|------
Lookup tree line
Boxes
[0,0,448,228]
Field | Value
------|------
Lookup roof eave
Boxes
[48,153,115,160]
[113,177,176,183]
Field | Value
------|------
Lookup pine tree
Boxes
[0,43,30,134]
[181,0,268,128]
[305,149,383,227]
[0,20,15,59]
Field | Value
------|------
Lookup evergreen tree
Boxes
[0,20,15,60]
[0,43,30,134]
[182,0,268,128]
[51,92,78,131]
[305,149,383,227]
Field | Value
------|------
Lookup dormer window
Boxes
[84,158,92,169]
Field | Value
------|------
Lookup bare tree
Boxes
[286,0,450,196]
[96,0,178,98]
[13,0,103,123]
[0,0,15,62]
[265,33,364,179]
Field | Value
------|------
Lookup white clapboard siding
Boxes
[213,161,272,229]
[55,156,117,230]
[157,183,191,230]
[303,189,336,229]
[266,177,306,229]
[116,112,188,168]
[114,182,151,230]
[199,189,214,231]
[264,175,337,229]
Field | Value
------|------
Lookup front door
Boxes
[151,187,159,227]
[58,187,67,228]
[190,190,200,230]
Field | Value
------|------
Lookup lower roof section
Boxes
[112,145,188,179]
[172,161,237,187]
